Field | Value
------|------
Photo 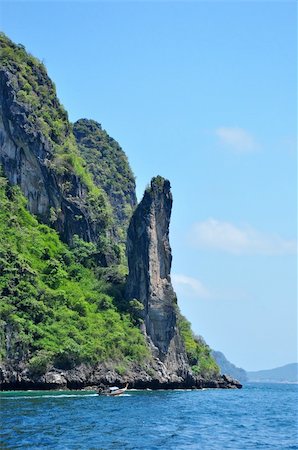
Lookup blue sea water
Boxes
[1,383,297,449]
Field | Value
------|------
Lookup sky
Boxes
[0,0,296,371]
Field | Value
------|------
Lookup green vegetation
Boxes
[0,173,148,370]
[0,34,67,152]
[0,33,220,382]
[0,33,114,241]
[177,314,220,378]
[73,119,137,243]
[151,175,166,190]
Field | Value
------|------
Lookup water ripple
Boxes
[0,383,297,449]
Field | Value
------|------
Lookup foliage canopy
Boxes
[0,173,148,371]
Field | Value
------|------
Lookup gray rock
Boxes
[44,372,67,388]
[0,360,242,390]
[0,68,107,252]
[126,177,190,381]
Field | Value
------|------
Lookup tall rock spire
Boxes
[126,176,189,377]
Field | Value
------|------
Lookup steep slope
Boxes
[73,119,137,243]
[0,173,148,388]
[0,172,241,390]
[0,34,241,390]
[0,33,118,265]
[126,177,189,380]
[126,176,221,383]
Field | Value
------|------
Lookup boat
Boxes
[98,383,128,396]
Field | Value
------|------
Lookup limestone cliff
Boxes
[73,118,137,242]
[0,34,113,262]
[0,76,91,243]
[126,176,189,380]
[0,34,242,391]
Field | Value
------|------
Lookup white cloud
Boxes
[172,273,250,302]
[215,126,259,152]
[190,218,297,255]
[172,274,210,299]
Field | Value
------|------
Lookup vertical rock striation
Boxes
[0,79,92,245]
[0,35,114,262]
[126,176,189,380]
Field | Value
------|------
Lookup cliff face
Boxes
[0,35,112,254]
[126,177,189,379]
[0,34,242,390]
[73,119,137,242]
[0,77,87,244]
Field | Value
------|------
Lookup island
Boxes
[0,34,241,390]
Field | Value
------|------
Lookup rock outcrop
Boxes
[73,118,137,240]
[1,70,85,243]
[0,361,242,391]
[126,176,190,382]
[0,36,112,255]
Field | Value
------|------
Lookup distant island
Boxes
[247,363,298,383]
[213,351,298,384]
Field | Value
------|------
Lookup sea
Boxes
[1,383,297,449]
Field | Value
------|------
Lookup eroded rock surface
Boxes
[0,35,242,392]
[126,177,189,381]
[0,361,242,391]
[0,67,107,249]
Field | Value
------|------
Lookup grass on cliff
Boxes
[73,119,137,244]
[177,314,220,378]
[0,174,148,373]
[0,33,114,235]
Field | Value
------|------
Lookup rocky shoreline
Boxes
[0,362,242,391]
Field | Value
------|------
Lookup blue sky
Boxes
[1,1,296,371]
